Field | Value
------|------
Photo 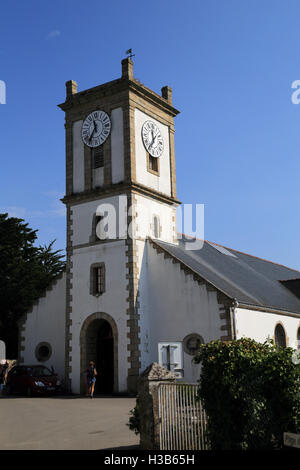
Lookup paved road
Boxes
[0,395,139,450]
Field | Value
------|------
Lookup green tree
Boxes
[0,213,65,357]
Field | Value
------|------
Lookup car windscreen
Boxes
[26,366,53,377]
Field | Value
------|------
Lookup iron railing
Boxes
[158,383,208,450]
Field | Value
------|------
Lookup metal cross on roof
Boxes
[125,48,135,59]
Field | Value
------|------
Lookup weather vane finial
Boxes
[125,48,135,60]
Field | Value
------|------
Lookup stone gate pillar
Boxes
[137,362,176,450]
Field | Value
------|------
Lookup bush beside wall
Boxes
[194,338,300,450]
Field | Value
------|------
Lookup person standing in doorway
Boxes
[85,361,97,398]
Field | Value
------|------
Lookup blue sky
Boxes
[0,0,300,270]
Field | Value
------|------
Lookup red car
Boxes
[5,365,61,397]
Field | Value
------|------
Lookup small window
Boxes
[153,216,160,238]
[275,324,286,348]
[93,147,104,169]
[149,155,158,172]
[90,263,106,296]
[297,327,300,350]
[35,342,52,362]
[147,153,159,175]
[95,266,104,294]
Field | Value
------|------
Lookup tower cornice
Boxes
[58,78,180,118]
[61,181,181,207]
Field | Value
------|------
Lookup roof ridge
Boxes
[155,238,300,314]
[176,233,299,272]
[206,240,300,273]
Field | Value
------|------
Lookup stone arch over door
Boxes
[80,312,118,394]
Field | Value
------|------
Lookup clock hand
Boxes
[152,131,157,147]
[89,126,95,141]
[149,130,155,149]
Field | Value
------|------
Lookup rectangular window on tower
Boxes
[90,263,106,296]
[147,152,160,175]
[93,146,104,169]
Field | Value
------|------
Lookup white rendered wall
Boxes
[134,193,177,244]
[93,167,104,188]
[235,307,300,349]
[72,120,85,193]
[69,195,129,393]
[71,195,127,247]
[21,274,66,381]
[111,107,124,184]
[134,108,171,196]
[69,191,177,392]
[138,242,226,384]
[69,241,129,393]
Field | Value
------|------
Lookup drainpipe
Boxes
[230,299,238,340]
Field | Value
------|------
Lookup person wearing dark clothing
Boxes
[85,361,97,398]
[0,362,8,386]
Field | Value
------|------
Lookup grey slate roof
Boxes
[152,239,300,315]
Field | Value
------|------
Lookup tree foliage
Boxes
[0,213,65,357]
[194,338,300,450]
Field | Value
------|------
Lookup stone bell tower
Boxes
[58,58,180,394]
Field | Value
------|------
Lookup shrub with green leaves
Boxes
[194,338,300,450]
[128,395,140,435]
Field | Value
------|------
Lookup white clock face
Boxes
[81,110,111,148]
[142,120,164,158]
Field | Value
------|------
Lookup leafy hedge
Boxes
[128,395,140,435]
[194,338,300,450]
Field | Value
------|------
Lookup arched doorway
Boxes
[80,313,118,395]
[96,321,114,393]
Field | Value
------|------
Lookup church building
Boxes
[18,59,300,395]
